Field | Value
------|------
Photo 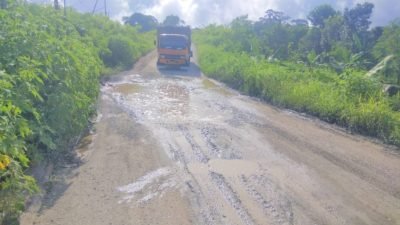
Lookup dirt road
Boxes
[21,50,400,225]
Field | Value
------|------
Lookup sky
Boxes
[33,0,400,27]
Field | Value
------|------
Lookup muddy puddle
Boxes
[202,78,218,89]
[202,78,234,97]
[113,83,143,95]
[76,134,94,159]
[107,79,191,123]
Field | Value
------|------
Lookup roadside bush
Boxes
[389,94,400,111]
[66,12,154,72]
[0,3,153,224]
[195,37,400,147]
[341,71,381,100]
[343,99,397,140]
[103,36,135,68]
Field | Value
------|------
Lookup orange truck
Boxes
[156,26,192,67]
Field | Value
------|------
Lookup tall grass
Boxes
[196,44,400,147]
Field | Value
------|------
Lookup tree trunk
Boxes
[54,0,60,10]
[0,0,7,9]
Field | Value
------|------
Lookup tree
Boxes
[366,26,384,49]
[162,15,185,26]
[300,27,323,54]
[344,2,374,34]
[287,21,308,55]
[254,9,289,38]
[291,19,308,26]
[54,0,60,10]
[0,0,5,9]
[230,15,259,53]
[123,13,158,32]
[343,3,374,52]
[259,9,290,25]
[320,15,346,51]
[373,20,400,84]
[308,4,337,28]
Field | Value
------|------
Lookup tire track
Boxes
[179,125,209,163]
[240,175,294,225]
[210,172,256,225]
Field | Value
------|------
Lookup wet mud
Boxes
[21,50,400,225]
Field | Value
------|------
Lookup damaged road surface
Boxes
[21,51,400,225]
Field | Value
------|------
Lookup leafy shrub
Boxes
[341,71,381,100]
[372,21,400,85]
[389,94,400,111]
[0,3,153,223]
[103,36,135,68]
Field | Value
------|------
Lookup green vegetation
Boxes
[0,2,153,224]
[194,3,400,147]
[123,12,187,31]
[123,13,158,32]
[162,15,186,26]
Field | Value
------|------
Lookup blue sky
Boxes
[33,0,400,27]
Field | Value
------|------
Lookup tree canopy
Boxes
[194,2,400,150]
[195,2,400,85]
[259,9,290,25]
[162,15,185,26]
[344,2,374,33]
[307,4,337,28]
[123,12,158,32]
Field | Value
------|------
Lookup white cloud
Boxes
[124,0,399,27]
[140,0,277,26]
[30,0,400,27]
